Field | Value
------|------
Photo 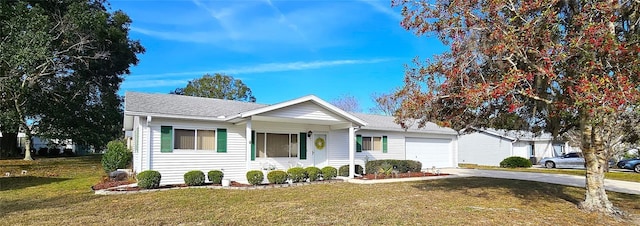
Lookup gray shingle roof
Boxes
[125,92,457,135]
[125,92,267,118]
[351,113,457,135]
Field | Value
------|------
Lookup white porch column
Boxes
[348,126,355,178]
[246,120,252,171]
[146,116,152,170]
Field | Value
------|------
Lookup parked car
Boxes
[538,152,585,169]
[616,158,640,173]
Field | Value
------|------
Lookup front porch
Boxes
[228,97,368,178]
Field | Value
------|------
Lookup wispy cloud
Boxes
[123,59,393,89]
[357,0,403,21]
[129,1,363,51]
[131,58,392,79]
[130,27,224,43]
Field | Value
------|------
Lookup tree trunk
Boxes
[578,115,621,215]
[23,135,33,161]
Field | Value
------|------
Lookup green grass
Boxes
[459,163,640,183]
[1,156,639,225]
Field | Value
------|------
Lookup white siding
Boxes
[134,116,459,184]
[512,142,529,159]
[132,116,142,174]
[458,132,512,166]
[260,102,343,122]
[148,118,248,185]
[329,130,457,172]
[534,141,556,159]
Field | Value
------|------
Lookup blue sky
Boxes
[110,0,446,112]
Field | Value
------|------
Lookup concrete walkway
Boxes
[440,168,640,195]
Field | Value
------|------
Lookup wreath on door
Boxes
[314,137,325,150]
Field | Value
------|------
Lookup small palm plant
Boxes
[378,163,394,178]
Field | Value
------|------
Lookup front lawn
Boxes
[459,164,640,183]
[1,156,639,225]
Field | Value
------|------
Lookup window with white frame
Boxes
[174,129,216,150]
[362,136,382,151]
[256,132,299,158]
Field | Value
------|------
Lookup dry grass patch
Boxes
[1,156,639,225]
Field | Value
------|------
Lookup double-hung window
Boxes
[160,126,226,153]
[356,135,388,153]
[362,136,382,151]
[174,129,216,150]
[256,133,299,158]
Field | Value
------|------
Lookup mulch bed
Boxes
[356,172,449,180]
[91,180,136,190]
[93,179,342,192]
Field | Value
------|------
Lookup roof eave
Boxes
[360,127,457,135]
[124,111,229,122]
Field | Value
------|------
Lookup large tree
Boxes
[0,0,144,160]
[392,0,640,215]
[171,73,256,102]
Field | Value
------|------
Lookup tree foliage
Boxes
[0,0,144,159]
[171,73,256,102]
[330,94,361,112]
[392,0,640,215]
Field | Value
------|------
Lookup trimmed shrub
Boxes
[246,170,264,185]
[406,160,422,172]
[338,164,363,177]
[365,160,423,174]
[500,156,533,168]
[184,170,205,186]
[207,170,224,184]
[101,140,132,173]
[137,170,161,189]
[321,166,337,180]
[267,170,288,184]
[287,167,307,183]
[305,167,322,182]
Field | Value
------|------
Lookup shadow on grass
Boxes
[0,176,69,191]
[0,193,103,217]
[411,177,582,205]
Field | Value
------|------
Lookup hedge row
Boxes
[247,166,339,185]
[364,160,422,174]
[136,169,225,189]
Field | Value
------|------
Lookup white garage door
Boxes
[405,138,452,168]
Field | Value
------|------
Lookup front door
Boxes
[313,134,328,166]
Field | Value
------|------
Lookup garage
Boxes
[405,138,453,168]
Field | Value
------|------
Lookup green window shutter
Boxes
[217,128,227,153]
[160,126,173,153]
[382,136,388,153]
[299,133,307,160]
[356,135,362,152]
[251,130,256,161]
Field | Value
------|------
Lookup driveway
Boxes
[440,168,640,195]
